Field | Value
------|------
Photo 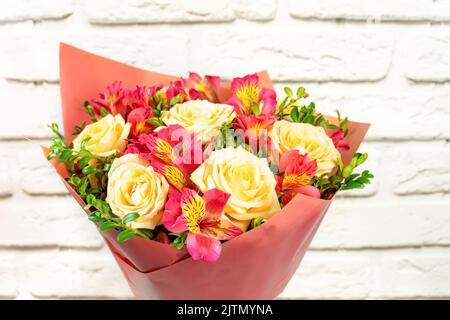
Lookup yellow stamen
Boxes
[163,165,186,191]
[156,139,173,155]
[236,85,260,114]
[182,195,205,234]
[282,173,311,190]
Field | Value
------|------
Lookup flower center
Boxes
[282,173,312,190]
[236,85,260,114]
[182,195,206,234]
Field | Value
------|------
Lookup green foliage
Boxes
[47,123,115,201]
[250,217,264,229]
[312,153,374,199]
[278,86,337,130]
[169,231,189,250]
[86,194,153,243]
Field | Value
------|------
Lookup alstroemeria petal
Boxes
[186,233,222,263]
[163,195,188,233]
[202,188,230,219]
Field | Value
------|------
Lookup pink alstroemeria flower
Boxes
[227,74,277,116]
[181,72,221,102]
[164,188,243,263]
[126,125,203,190]
[329,128,350,151]
[276,150,321,204]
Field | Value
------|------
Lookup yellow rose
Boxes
[107,154,169,229]
[190,146,280,229]
[161,100,236,143]
[73,114,131,157]
[269,120,341,175]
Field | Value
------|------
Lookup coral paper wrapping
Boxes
[45,43,370,299]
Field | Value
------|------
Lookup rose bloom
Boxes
[73,114,131,157]
[269,120,341,175]
[107,154,169,229]
[161,100,236,143]
[190,146,280,230]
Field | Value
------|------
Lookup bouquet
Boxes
[44,43,371,299]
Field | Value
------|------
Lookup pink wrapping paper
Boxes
[45,43,370,299]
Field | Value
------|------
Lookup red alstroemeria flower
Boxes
[128,85,162,111]
[181,72,221,102]
[127,107,154,137]
[277,150,321,204]
[329,128,350,151]
[163,188,243,263]
[227,74,277,116]
[90,81,132,117]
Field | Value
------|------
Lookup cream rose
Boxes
[269,120,341,175]
[107,154,169,229]
[73,114,130,157]
[190,146,280,229]
[161,100,236,143]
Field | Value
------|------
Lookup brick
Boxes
[0,255,18,298]
[379,250,450,298]
[27,249,132,299]
[280,251,375,299]
[291,88,450,140]
[0,0,73,23]
[233,0,277,21]
[0,148,13,198]
[389,143,450,195]
[311,201,450,249]
[86,0,235,24]
[0,85,59,139]
[288,0,450,22]
[0,30,189,82]
[18,142,70,195]
[190,29,393,81]
[403,31,450,82]
[0,198,103,248]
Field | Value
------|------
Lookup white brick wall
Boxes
[0,0,449,300]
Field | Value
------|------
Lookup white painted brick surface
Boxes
[288,0,450,22]
[403,31,450,82]
[0,199,103,248]
[0,254,19,298]
[0,0,449,300]
[190,29,393,81]
[0,0,73,23]
[312,201,450,249]
[26,250,132,299]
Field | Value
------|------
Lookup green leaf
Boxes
[78,156,91,168]
[357,153,368,166]
[82,166,98,175]
[122,212,140,224]
[251,102,261,116]
[68,176,81,186]
[100,107,109,117]
[290,106,299,122]
[296,87,305,99]
[88,212,104,223]
[80,137,91,149]
[169,95,182,106]
[342,165,353,179]
[284,87,293,98]
[170,231,188,250]
[58,149,72,162]
[117,230,136,243]
[99,221,117,231]
[251,217,264,229]
[147,118,162,127]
